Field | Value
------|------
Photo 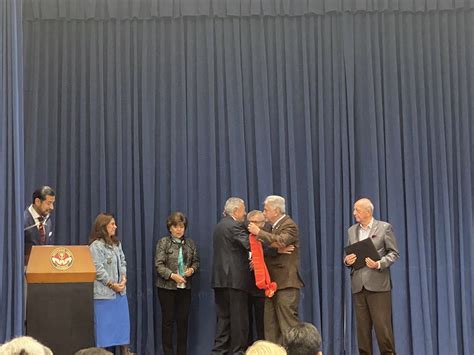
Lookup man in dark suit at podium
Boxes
[24,186,56,265]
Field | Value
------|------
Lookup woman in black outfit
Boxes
[155,211,200,355]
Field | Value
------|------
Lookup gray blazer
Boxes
[346,219,399,294]
[155,236,199,290]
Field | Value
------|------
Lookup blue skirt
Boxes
[94,294,130,347]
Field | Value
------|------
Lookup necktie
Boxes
[38,216,46,244]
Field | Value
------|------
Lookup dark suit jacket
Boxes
[346,219,399,293]
[256,215,304,290]
[211,216,253,292]
[24,207,54,263]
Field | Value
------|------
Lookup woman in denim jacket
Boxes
[89,213,130,354]
[155,211,200,355]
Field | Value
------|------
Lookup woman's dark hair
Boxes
[89,213,118,246]
[166,211,188,232]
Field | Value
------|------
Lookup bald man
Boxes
[344,198,399,355]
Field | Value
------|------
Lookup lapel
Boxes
[370,219,380,237]
[25,208,35,227]
[353,218,379,242]
[273,215,289,233]
[370,219,383,248]
[354,225,360,242]
[24,209,40,238]
[182,238,189,264]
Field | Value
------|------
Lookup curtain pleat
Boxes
[22,0,474,19]
[0,0,25,342]
[21,8,474,355]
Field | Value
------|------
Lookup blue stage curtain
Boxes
[0,0,25,343]
[22,0,474,19]
[20,1,474,354]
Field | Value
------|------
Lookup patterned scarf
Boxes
[172,237,185,276]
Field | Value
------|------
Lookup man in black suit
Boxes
[211,197,253,355]
[24,186,56,265]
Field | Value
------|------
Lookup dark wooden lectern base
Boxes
[27,283,95,355]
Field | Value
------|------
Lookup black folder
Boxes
[344,237,380,270]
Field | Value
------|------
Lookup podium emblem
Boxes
[50,247,74,270]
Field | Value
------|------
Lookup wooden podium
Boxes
[26,245,96,355]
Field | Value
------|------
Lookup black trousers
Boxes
[248,294,265,346]
[157,288,192,355]
[353,288,396,355]
[212,288,249,355]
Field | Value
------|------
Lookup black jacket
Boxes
[155,236,200,290]
[211,216,253,292]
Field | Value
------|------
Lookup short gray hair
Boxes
[367,201,374,213]
[264,195,286,214]
[224,197,245,216]
[247,210,264,220]
[75,348,113,355]
[0,336,53,355]
[246,340,287,355]
[357,198,374,214]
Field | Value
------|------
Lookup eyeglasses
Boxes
[249,220,265,224]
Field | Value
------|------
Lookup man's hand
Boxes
[365,257,379,269]
[269,242,286,249]
[344,253,357,266]
[248,222,261,236]
[277,244,295,254]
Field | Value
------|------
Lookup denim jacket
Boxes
[155,236,199,290]
[90,239,127,299]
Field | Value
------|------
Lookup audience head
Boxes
[284,322,322,355]
[74,348,113,355]
[245,340,286,355]
[223,197,246,222]
[89,212,118,246]
[0,336,52,355]
[32,186,56,217]
[263,195,286,224]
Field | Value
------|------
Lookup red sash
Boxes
[249,233,277,297]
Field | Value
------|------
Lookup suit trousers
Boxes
[353,288,396,355]
[212,288,249,355]
[157,288,192,355]
[264,288,300,345]
[248,294,265,346]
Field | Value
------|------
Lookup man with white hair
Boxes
[212,197,253,355]
[0,336,52,354]
[248,195,304,345]
[344,198,399,355]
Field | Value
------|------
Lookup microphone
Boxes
[23,214,50,231]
